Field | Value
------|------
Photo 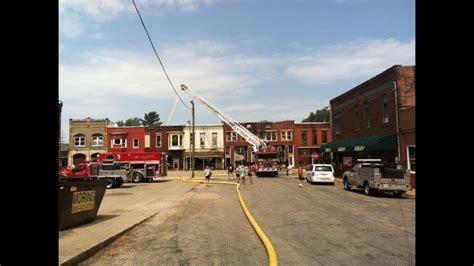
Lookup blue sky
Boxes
[59,0,415,143]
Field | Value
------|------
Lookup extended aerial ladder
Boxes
[180,84,267,153]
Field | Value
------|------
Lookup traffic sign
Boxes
[311,152,319,159]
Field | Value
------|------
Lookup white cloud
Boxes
[59,10,84,38]
[60,0,217,19]
[286,38,415,84]
[59,41,271,102]
[60,37,415,139]
[60,38,415,107]
[220,96,329,124]
[59,0,218,39]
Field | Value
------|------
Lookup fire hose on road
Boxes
[182,178,278,266]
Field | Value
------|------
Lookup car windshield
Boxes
[314,166,332,172]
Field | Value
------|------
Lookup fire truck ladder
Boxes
[180,84,266,153]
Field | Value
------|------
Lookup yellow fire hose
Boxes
[182,178,278,266]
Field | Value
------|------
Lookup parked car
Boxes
[306,164,335,185]
[342,159,411,197]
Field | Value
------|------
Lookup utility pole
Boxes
[393,81,401,169]
[191,100,195,178]
[58,100,63,169]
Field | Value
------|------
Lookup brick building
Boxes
[223,120,295,167]
[68,118,110,166]
[107,126,145,153]
[293,122,331,166]
[320,65,415,186]
[143,125,184,168]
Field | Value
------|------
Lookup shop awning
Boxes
[319,133,397,153]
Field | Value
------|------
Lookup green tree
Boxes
[140,111,163,127]
[124,117,142,126]
[116,120,125,126]
[303,107,329,122]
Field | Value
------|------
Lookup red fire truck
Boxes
[98,152,161,183]
[254,149,279,176]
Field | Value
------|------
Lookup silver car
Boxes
[306,164,335,185]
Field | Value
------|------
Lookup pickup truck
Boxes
[342,159,411,197]
[59,161,125,189]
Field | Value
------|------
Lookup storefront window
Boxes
[333,114,341,134]
[301,130,307,145]
[212,132,218,147]
[200,133,206,147]
[363,101,370,128]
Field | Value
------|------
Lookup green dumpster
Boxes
[58,178,108,230]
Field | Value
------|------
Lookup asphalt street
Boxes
[76,173,415,265]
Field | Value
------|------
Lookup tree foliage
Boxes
[302,107,330,122]
[124,117,142,126]
[140,111,163,127]
[116,120,125,126]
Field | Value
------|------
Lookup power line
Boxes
[132,0,191,110]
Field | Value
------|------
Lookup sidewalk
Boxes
[59,176,198,265]
[59,171,235,265]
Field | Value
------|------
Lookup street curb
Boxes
[61,211,160,266]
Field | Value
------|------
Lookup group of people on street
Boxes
[204,162,307,188]
[227,163,254,185]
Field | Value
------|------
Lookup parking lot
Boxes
[60,171,415,265]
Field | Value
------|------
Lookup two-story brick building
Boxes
[223,120,298,167]
[107,125,186,170]
[293,121,331,166]
[68,118,110,166]
[143,126,186,170]
[320,65,415,186]
[144,125,185,170]
[107,126,145,153]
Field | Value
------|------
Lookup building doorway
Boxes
[173,159,179,170]
[73,153,86,166]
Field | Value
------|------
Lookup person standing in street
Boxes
[235,166,240,183]
[297,163,304,188]
[247,163,254,185]
[227,163,234,180]
[204,165,212,185]
[239,165,246,185]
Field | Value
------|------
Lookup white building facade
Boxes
[183,124,225,170]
